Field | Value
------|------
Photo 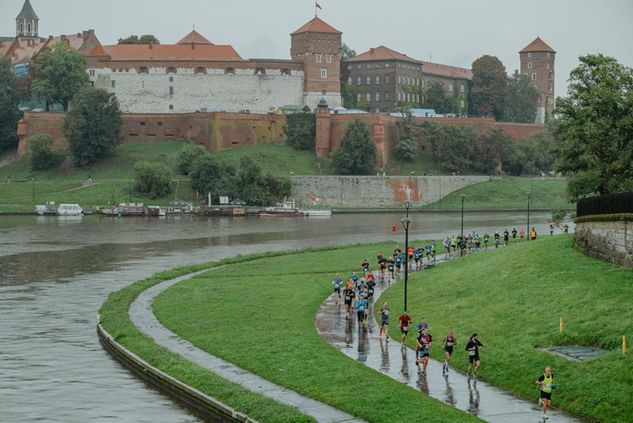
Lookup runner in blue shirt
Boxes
[332,273,342,299]
[355,296,368,326]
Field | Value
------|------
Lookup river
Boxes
[0,211,564,422]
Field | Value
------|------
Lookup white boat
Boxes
[260,200,304,217]
[302,208,332,217]
[57,204,83,216]
[35,200,56,216]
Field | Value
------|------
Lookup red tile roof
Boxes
[346,45,420,64]
[520,37,556,54]
[98,44,243,61]
[419,61,472,80]
[291,17,342,35]
[177,30,214,45]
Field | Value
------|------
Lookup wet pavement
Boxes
[129,268,366,423]
[316,264,584,423]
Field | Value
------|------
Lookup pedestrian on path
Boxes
[355,295,367,326]
[416,327,432,373]
[379,301,390,339]
[398,310,412,346]
[442,330,457,375]
[530,227,537,241]
[519,228,525,241]
[535,367,555,420]
[343,285,355,315]
[332,273,342,299]
[466,333,484,378]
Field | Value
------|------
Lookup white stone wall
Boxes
[574,219,633,269]
[90,67,305,113]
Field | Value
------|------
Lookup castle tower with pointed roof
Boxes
[291,17,342,109]
[16,0,38,39]
[520,36,555,124]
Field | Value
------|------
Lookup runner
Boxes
[534,367,555,420]
[416,317,429,336]
[442,330,457,375]
[355,295,367,326]
[361,258,370,275]
[387,257,395,283]
[483,233,490,250]
[519,228,526,241]
[451,236,457,253]
[394,251,403,276]
[379,301,390,339]
[431,241,437,262]
[377,253,387,282]
[332,273,342,299]
[407,245,415,271]
[494,232,500,249]
[366,275,376,304]
[511,227,518,243]
[474,234,481,251]
[503,228,510,247]
[414,246,423,271]
[416,328,432,373]
[465,333,484,378]
[425,242,433,262]
[343,284,355,315]
[398,310,412,346]
[530,227,537,241]
[443,237,452,259]
[549,222,555,236]
[563,223,569,233]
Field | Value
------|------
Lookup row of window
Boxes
[347,63,420,71]
[92,67,294,76]
[527,62,551,69]
[347,75,465,92]
[527,52,552,58]
[315,53,334,63]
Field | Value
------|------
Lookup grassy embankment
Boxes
[380,235,633,423]
[152,243,479,423]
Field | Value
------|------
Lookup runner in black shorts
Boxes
[343,286,355,315]
[416,328,432,373]
[466,333,484,378]
[442,330,457,375]
[387,257,395,283]
[377,252,387,282]
[535,367,555,420]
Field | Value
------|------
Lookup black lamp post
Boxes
[402,200,412,311]
[31,177,35,204]
[459,194,465,256]
[527,192,532,241]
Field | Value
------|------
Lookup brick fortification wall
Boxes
[292,175,491,208]
[574,219,633,269]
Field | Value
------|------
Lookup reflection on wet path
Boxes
[316,269,584,423]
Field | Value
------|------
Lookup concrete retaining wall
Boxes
[574,218,633,269]
[291,175,491,208]
[97,321,258,423]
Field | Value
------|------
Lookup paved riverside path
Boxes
[129,270,365,423]
[316,264,584,423]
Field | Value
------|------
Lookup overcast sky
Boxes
[2,0,632,98]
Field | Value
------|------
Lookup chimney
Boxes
[370,48,375,54]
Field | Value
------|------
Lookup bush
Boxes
[177,144,209,175]
[29,133,61,171]
[392,139,417,162]
[284,112,316,150]
[331,120,376,175]
[134,161,174,199]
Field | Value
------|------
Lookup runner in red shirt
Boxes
[398,310,412,346]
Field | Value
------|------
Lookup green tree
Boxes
[503,70,539,123]
[63,87,122,167]
[554,54,633,199]
[331,120,376,175]
[29,133,61,171]
[473,128,514,174]
[423,82,453,114]
[134,161,174,199]
[428,125,476,173]
[341,43,356,60]
[190,157,236,203]
[284,112,316,150]
[177,144,209,175]
[236,156,290,206]
[118,34,160,45]
[393,110,420,162]
[0,57,21,152]
[30,43,89,111]
[470,55,507,120]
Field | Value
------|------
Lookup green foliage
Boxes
[331,120,376,175]
[63,87,122,167]
[504,127,557,176]
[237,156,291,206]
[470,55,507,120]
[426,123,476,173]
[340,82,359,109]
[30,43,89,111]
[29,133,61,171]
[392,111,420,162]
[133,161,174,199]
[0,57,22,152]
[551,208,567,224]
[340,43,356,60]
[118,34,160,44]
[554,54,633,200]
[422,82,453,114]
[190,156,236,202]
[473,128,513,174]
[392,138,417,162]
[177,144,209,175]
[284,112,316,150]
[502,70,539,123]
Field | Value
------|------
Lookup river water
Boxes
[0,211,562,422]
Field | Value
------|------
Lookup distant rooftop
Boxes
[520,36,556,54]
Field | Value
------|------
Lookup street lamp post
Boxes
[32,177,35,204]
[527,192,532,241]
[402,200,412,311]
[459,194,465,256]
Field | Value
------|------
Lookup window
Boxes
[194,67,207,75]
[407,93,411,102]
[169,76,174,82]
[347,76,352,85]
[315,53,322,63]
[375,76,380,85]
[281,68,291,76]
[326,54,332,63]
[528,52,532,58]
[385,63,390,68]
[357,93,361,102]
[320,68,327,78]
[255,67,266,75]
[347,65,352,70]
[532,73,537,81]
[27,23,31,33]
[169,86,174,95]
[139,67,149,74]
[548,85,552,93]
[375,92,380,101]
[225,67,236,74]
[385,75,390,84]
[366,76,371,85]
[357,76,361,85]
[421,79,424,87]
[366,92,371,101]
[546,63,550,69]
[111,80,115,88]
[527,62,532,69]
[169,104,174,110]
[366,64,371,69]
[89,69,95,77]
[547,53,551,58]
[166,67,177,74]
[20,24,24,32]
[460,99,465,109]
[397,92,401,101]
[448,83,453,93]
[460,83,465,93]
[90,81,94,87]
[385,91,389,101]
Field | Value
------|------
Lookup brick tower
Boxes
[291,17,342,110]
[520,37,556,124]
[16,0,39,39]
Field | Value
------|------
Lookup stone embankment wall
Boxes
[574,218,633,269]
[291,175,491,208]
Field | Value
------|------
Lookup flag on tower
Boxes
[315,2,322,9]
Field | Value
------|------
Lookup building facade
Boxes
[519,37,555,124]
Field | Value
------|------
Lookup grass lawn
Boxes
[153,243,480,423]
[425,177,572,210]
[380,235,633,423]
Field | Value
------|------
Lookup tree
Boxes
[0,57,21,152]
[331,120,376,175]
[63,87,122,167]
[134,161,174,199]
[503,70,539,123]
[236,156,291,206]
[427,124,476,173]
[470,55,507,120]
[341,43,356,60]
[118,34,160,45]
[393,111,420,162]
[177,144,209,175]
[285,112,316,150]
[190,157,236,203]
[423,82,453,114]
[30,43,89,111]
[473,128,513,174]
[29,133,61,170]
[554,54,633,200]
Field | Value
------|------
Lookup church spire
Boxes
[16,0,39,38]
